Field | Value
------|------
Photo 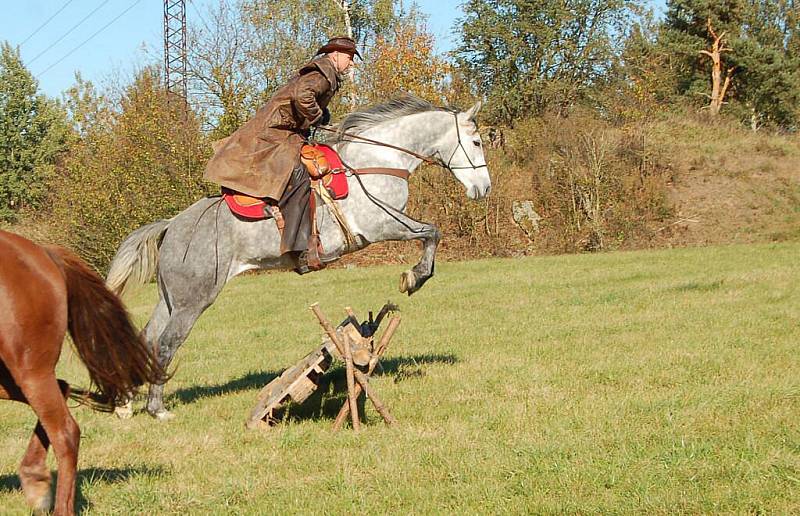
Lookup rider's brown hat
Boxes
[316,36,361,59]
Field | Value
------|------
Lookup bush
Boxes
[52,68,212,271]
[393,110,675,261]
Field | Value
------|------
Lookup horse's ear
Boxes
[464,101,482,122]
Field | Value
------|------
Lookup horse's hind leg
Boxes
[18,380,69,514]
[16,375,79,516]
[0,364,63,513]
[114,299,170,419]
[18,380,70,514]
[146,306,206,420]
[19,421,53,513]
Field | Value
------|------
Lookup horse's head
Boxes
[333,96,492,200]
[438,102,492,200]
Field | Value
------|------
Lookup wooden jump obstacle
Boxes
[246,302,401,431]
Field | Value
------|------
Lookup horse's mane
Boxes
[337,94,456,138]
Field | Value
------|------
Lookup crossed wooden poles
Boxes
[310,303,400,431]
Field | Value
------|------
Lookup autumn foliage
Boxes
[358,22,451,105]
[52,68,211,269]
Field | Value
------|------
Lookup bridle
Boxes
[440,112,489,171]
[315,111,488,172]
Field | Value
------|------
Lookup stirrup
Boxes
[293,251,325,276]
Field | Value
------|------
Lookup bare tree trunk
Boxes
[699,18,735,116]
[333,0,357,108]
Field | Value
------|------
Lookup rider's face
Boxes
[331,52,354,73]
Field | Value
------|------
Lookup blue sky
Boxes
[1,0,467,98]
[2,0,664,99]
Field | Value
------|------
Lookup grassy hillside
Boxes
[1,242,799,513]
[645,115,800,247]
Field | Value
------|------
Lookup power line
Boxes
[19,0,77,48]
[37,0,142,79]
[27,0,111,66]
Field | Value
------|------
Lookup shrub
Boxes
[52,68,212,271]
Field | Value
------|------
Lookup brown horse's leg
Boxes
[17,380,69,514]
[0,367,55,513]
[17,376,79,516]
[19,421,53,513]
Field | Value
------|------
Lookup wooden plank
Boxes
[246,342,334,429]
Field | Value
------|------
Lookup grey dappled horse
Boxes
[106,96,491,420]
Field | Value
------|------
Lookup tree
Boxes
[608,9,683,121]
[0,42,69,222]
[735,0,800,129]
[357,11,451,106]
[661,0,800,128]
[186,1,260,140]
[454,0,632,125]
[54,67,210,269]
[699,18,735,116]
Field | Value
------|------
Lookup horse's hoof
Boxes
[21,477,52,514]
[399,270,415,293]
[114,401,133,419]
[150,409,175,422]
[29,491,52,515]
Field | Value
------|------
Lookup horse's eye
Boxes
[473,140,481,147]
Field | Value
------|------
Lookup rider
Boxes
[204,36,360,272]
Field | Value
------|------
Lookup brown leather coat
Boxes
[204,56,340,199]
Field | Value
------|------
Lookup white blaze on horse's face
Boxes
[447,101,492,200]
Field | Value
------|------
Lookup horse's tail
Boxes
[106,219,171,297]
[46,247,167,411]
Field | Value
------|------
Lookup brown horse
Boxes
[0,230,164,515]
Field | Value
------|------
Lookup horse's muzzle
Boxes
[467,182,491,200]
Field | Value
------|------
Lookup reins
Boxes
[315,124,443,167]
[315,111,488,172]
[310,111,489,239]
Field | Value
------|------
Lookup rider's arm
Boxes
[292,71,330,130]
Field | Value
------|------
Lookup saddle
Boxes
[221,144,409,273]
[222,145,350,220]
[221,144,350,273]
[300,144,330,179]
[301,143,349,200]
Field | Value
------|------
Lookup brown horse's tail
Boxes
[46,247,166,412]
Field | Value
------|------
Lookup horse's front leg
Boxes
[398,222,441,295]
[345,176,440,295]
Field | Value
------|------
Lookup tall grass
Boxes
[1,242,798,513]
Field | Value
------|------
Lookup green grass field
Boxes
[1,242,799,514]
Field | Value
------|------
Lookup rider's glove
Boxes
[316,108,331,127]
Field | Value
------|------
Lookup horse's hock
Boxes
[246,302,401,431]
